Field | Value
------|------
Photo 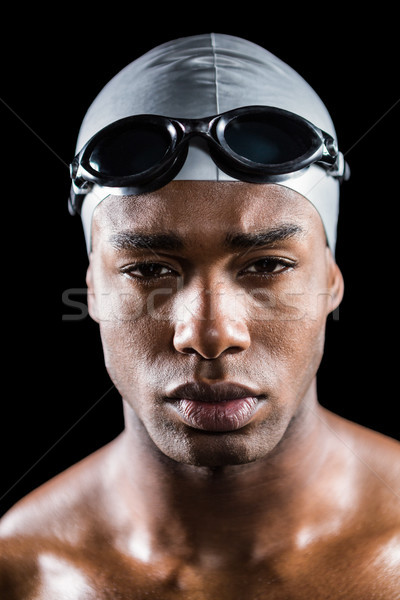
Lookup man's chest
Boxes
[33,547,395,600]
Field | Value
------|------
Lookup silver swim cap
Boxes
[74,33,345,253]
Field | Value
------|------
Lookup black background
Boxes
[1,11,399,516]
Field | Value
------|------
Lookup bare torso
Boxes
[1,410,399,600]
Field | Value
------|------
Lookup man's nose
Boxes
[173,284,251,359]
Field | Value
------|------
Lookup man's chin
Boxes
[149,424,283,468]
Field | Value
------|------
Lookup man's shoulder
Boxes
[291,411,400,598]
[326,410,400,499]
[0,534,100,600]
[322,411,400,549]
[323,409,400,479]
[0,441,119,599]
[1,440,114,536]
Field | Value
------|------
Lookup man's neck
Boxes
[107,385,346,566]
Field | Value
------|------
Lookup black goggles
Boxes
[69,105,348,215]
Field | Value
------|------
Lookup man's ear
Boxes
[86,261,100,323]
[326,248,344,315]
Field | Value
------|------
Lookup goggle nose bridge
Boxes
[174,115,218,140]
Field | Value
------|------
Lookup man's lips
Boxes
[165,382,266,432]
[165,381,264,403]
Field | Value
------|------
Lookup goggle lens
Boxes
[223,116,310,165]
[89,123,172,177]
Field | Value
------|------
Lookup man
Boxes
[1,33,399,599]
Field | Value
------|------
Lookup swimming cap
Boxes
[75,33,342,253]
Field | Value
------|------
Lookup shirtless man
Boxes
[1,33,399,599]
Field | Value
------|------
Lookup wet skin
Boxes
[1,181,399,599]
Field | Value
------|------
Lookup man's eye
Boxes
[122,262,176,279]
[241,257,294,276]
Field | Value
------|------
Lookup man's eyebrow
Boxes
[224,224,303,250]
[108,231,184,252]
[109,224,303,253]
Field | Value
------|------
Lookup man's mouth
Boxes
[164,382,266,432]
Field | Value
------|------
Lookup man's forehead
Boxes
[93,181,319,241]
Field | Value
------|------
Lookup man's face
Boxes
[87,181,343,467]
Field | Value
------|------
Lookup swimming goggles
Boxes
[69,105,348,214]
